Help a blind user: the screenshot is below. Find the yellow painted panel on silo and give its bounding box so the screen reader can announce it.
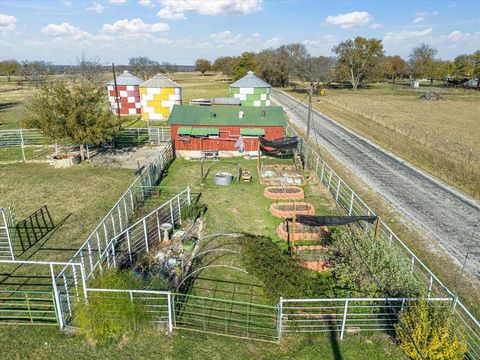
[153,94,169,101]
[153,107,163,113]
[147,100,158,107]
[161,88,175,95]
[139,87,146,94]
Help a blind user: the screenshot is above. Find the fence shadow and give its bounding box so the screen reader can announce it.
[328,317,343,360]
[14,205,55,254]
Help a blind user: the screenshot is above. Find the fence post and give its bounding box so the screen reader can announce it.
[277,297,283,343]
[50,263,65,328]
[335,178,341,202]
[348,191,354,215]
[167,292,173,333]
[170,200,174,224]
[187,186,191,205]
[19,129,26,162]
[143,218,149,252]
[79,263,88,303]
[340,299,349,340]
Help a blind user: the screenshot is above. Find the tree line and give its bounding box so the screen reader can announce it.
[192,38,479,90]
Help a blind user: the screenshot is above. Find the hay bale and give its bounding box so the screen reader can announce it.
[419,90,443,101]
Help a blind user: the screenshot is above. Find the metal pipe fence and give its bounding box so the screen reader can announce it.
[0,127,171,162]
[0,208,15,260]
[286,124,480,358]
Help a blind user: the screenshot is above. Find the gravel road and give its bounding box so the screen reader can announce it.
[272,90,480,278]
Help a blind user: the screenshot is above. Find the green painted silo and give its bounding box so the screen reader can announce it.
[230,71,271,107]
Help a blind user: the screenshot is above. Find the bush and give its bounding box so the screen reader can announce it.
[75,270,150,344]
[181,203,206,222]
[241,234,336,300]
[395,300,467,360]
[332,229,423,298]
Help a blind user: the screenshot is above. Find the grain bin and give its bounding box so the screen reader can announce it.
[107,70,143,116]
[230,71,271,107]
[139,74,182,120]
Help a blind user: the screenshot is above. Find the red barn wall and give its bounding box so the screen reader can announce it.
[170,125,284,151]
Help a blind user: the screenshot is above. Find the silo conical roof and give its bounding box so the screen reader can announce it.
[107,70,143,86]
[140,74,181,88]
[230,70,271,88]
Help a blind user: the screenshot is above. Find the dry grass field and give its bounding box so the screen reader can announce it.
[287,83,480,200]
[0,72,231,130]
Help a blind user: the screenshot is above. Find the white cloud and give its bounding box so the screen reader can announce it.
[154,37,173,44]
[42,22,81,37]
[62,0,73,6]
[265,37,283,47]
[413,16,425,23]
[0,13,16,32]
[447,30,480,42]
[371,23,382,29]
[383,28,433,44]
[87,2,105,13]
[109,0,127,3]
[138,0,153,7]
[209,30,242,45]
[102,18,169,33]
[41,22,113,43]
[157,0,263,20]
[325,11,372,28]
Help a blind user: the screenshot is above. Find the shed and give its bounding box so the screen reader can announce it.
[107,70,143,116]
[139,74,182,120]
[230,71,271,107]
[168,105,286,154]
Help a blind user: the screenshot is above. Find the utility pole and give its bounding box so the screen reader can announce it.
[303,84,313,170]
[112,63,121,120]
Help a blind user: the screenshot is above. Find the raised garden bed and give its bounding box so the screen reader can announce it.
[276,221,329,241]
[259,164,305,186]
[298,260,331,272]
[263,186,304,200]
[269,202,315,218]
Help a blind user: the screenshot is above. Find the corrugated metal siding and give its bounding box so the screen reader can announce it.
[107,84,142,116]
[171,125,284,151]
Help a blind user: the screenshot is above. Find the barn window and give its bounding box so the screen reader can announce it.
[240,128,265,138]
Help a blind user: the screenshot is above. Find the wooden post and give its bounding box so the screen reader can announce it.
[290,215,296,255]
[373,216,381,240]
[257,139,261,168]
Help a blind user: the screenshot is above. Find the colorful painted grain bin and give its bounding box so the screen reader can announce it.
[139,74,182,120]
[107,70,143,116]
[230,71,271,107]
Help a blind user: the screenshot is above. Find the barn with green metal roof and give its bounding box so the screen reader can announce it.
[168,105,286,154]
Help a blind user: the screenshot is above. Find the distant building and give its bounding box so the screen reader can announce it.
[230,71,272,107]
[168,105,286,156]
[107,70,143,116]
[139,74,182,121]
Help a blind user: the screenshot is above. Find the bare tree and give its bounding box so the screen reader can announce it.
[409,44,438,86]
[128,56,160,80]
[72,55,104,87]
[20,60,51,85]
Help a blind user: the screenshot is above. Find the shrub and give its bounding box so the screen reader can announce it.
[241,234,336,300]
[332,229,423,298]
[75,270,149,344]
[181,203,206,222]
[395,300,467,360]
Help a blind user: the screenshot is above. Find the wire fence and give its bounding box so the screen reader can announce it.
[0,127,171,163]
[286,124,480,358]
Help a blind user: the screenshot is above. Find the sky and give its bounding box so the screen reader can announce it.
[0,0,479,65]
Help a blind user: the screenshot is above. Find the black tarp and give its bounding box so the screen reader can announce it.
[294,215,378,226]
[260,147,296,159]
[259,136,299,149]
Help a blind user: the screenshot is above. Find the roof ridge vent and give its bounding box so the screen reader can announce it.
[238,111,245,118]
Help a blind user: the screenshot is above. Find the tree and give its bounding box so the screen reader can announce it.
[232,52,258,80]
[395,300,467,360]
[20,60,51,85]
[72,55,104,87]
[212,56,235,78]
[382,55,408,83]
[194,59,211,75]
[409,44,438,86]
[0,60,19,82]
[333,37,384,90]
[128,57,160,80]
[22,79,121,160]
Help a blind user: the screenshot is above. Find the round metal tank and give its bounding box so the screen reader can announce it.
[214,172,233,185]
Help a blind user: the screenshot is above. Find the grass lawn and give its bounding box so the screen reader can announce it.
[0,325,404,359]
[284,82,480,200]
[0,162,134,263]
[0,157,405,359]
